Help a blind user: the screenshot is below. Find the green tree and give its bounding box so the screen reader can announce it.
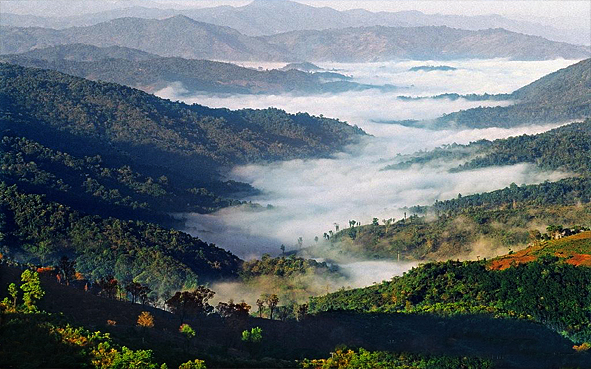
[241,327,262,343]
[179,323,196,352]
[20,270,44,312]
[178,359,206,369]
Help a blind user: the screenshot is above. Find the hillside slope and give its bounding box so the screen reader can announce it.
[0,63,364,219]
[262,26,590,62]
[434,58,591,128]
[1,45,386,95]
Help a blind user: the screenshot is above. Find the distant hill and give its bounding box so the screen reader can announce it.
[278,61,322,72]
[2,17,589,62]
[0,15,288,61]
[262,26,590,62]
[2,0,588,46]
[5,43,158,62]
[435,58,591,128]
[1,45,389,95]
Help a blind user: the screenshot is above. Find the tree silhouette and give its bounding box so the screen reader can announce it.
[55,256,76,286]
[166,286,215,324]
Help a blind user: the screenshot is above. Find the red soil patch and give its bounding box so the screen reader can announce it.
[488,254,536,270]
[565,254,591,267]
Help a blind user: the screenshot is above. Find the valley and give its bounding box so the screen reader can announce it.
[1,1,590,368]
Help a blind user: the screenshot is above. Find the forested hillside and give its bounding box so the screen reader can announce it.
[1,46,385,95]
[327,120,591,261]
[310,232,591,344]
[434,58,591,128]
[0,183,241,298]
[0,63,364,220]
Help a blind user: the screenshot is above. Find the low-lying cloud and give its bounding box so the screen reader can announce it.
[169,59,575,291]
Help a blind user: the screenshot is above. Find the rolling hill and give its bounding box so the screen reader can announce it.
[433,58,591,128]
[1,44,392,95]
[261,26,590,62]
[0,63,365,221]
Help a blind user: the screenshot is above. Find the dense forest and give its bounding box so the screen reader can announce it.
[0,182,241,298]
[310,233,591,344]
[0,45,390,95]
[0,63,365,221]
[326,120,591,260]
[433,58,591,128]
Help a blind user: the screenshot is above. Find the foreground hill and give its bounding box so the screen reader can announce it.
[2,260,588,368]
[1,44,389,95]
[0,63,364,219]
[434,58,591,128]
[0,183,241,298]
[1,17,589,61]
[310,232,591,346]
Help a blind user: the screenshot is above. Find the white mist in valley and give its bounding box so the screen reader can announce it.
[167,59,577,292]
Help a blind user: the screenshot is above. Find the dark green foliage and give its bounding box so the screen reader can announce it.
[0,310,163,369]
[0,63,363,221]
[451,119,591,174]
[0,182,241,298]
[1,45,380,94]
[0,133,237,219]
[239,254,339,280]
[0,63,364,168]
[309,258,591,343]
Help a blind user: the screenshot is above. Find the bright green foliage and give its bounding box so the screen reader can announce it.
[178,359,207,369]
[179,323,196,339]
[241,327,262,343]
[20,270,44,312]
[239,254,339,280]
[301,348,493,369]
[7,282,18,310]
[0,311,162,368]
[309,258,591,343]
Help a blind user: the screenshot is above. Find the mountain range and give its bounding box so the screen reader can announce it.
[1,15,589,62]
[1,0,588,46]
[0,44,396,95]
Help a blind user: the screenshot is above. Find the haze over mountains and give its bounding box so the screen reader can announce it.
[2,15,589,62]
[1,0,588,46]
[0,44,396,95]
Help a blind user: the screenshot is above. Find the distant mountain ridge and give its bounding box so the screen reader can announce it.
[0,44,396,94]
[1,16,588,61]
[1,0,588,46]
